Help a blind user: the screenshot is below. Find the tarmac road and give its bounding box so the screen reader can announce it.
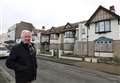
[0,58,120,83]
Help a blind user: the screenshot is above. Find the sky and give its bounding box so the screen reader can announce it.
[0,0,120,34]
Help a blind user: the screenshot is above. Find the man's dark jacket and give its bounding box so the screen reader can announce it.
[6,42,37,83]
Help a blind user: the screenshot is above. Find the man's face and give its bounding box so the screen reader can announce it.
[22,32,32,44]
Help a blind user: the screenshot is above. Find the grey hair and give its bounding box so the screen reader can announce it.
[21,30,32,38]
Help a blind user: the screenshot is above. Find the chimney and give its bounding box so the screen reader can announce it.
[109,5,115,12]
[42,26,45,30]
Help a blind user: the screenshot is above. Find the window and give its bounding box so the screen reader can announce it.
[95,20,111,33]
[64,31,74,38]
[96,23,99,32]
[118,19,120,25]
[75,30,79,39]
[81,28,85,34]
[32,37,35,41]
[105,21,111,31]
[50,34,59,40]
[99,21,104,32]
[95,37,112,52]
[41,36,49,42]
[8,35,10,38]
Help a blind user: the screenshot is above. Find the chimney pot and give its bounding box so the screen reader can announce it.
[110,5,115,12]
[42,26,45,29]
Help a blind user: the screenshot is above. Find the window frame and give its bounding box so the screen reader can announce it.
[64,31,75,38]
[50,33,59,40]
[95,20,111,33]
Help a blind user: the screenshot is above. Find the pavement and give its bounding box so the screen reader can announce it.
[38,56,82,66]
[0,66,15,83]
[38,55,120,75]
[0,70,8,83]
[0,60,15,83]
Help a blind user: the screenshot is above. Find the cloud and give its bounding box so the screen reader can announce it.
[0,0,120,33]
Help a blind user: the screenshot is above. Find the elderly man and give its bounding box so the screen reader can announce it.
[6,30,37,83]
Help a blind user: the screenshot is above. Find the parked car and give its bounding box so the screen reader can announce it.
[0,46,9,58]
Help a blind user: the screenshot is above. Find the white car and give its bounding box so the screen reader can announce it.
[0,46,9,58]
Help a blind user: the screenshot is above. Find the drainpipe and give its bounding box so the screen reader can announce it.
[87,25,89,57]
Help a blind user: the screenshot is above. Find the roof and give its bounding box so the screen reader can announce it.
[49,26,65,34]
[85,5,120,26]
[49,22,81,34]
[64,22,78,31]
[20,21,33,25]
[41,29,50,35]
[32,28,49,35]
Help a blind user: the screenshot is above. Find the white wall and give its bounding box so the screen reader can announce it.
[33,33,41,43]
[118,24,120,39]
[78,22,87,41]
[64,38,74,43]
[50,34,62,44]
[50,40,59,44]
[7,24,16,41]
[41,35,49,43]
[7,30,15,41]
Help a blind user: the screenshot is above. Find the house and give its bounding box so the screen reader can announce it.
[74,21,88,56]
[63,22,78,54]
[49,25,64,56]
[32,26,50,54]
[40,28,50,53]
[32,28,41,48]
[7,21,35,43]
[48,22,79,57]
[85,5,120,60]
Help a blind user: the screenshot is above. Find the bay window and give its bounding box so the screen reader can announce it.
[95,20,111,33]
[64,31,75,38]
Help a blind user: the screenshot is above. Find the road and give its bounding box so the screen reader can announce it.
[0,58,120,83]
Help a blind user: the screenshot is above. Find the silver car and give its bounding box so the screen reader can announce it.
[0,46,9,58]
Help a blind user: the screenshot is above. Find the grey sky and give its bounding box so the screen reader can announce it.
[0,0,120,34]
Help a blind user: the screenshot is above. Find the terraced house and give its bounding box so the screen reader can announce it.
[85,5,120,61]
[39,5,120,62]
[32,27,50,54]
[49,22,79,57]
[74,21,88,57]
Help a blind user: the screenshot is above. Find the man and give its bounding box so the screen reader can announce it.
[6,30,37,83]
